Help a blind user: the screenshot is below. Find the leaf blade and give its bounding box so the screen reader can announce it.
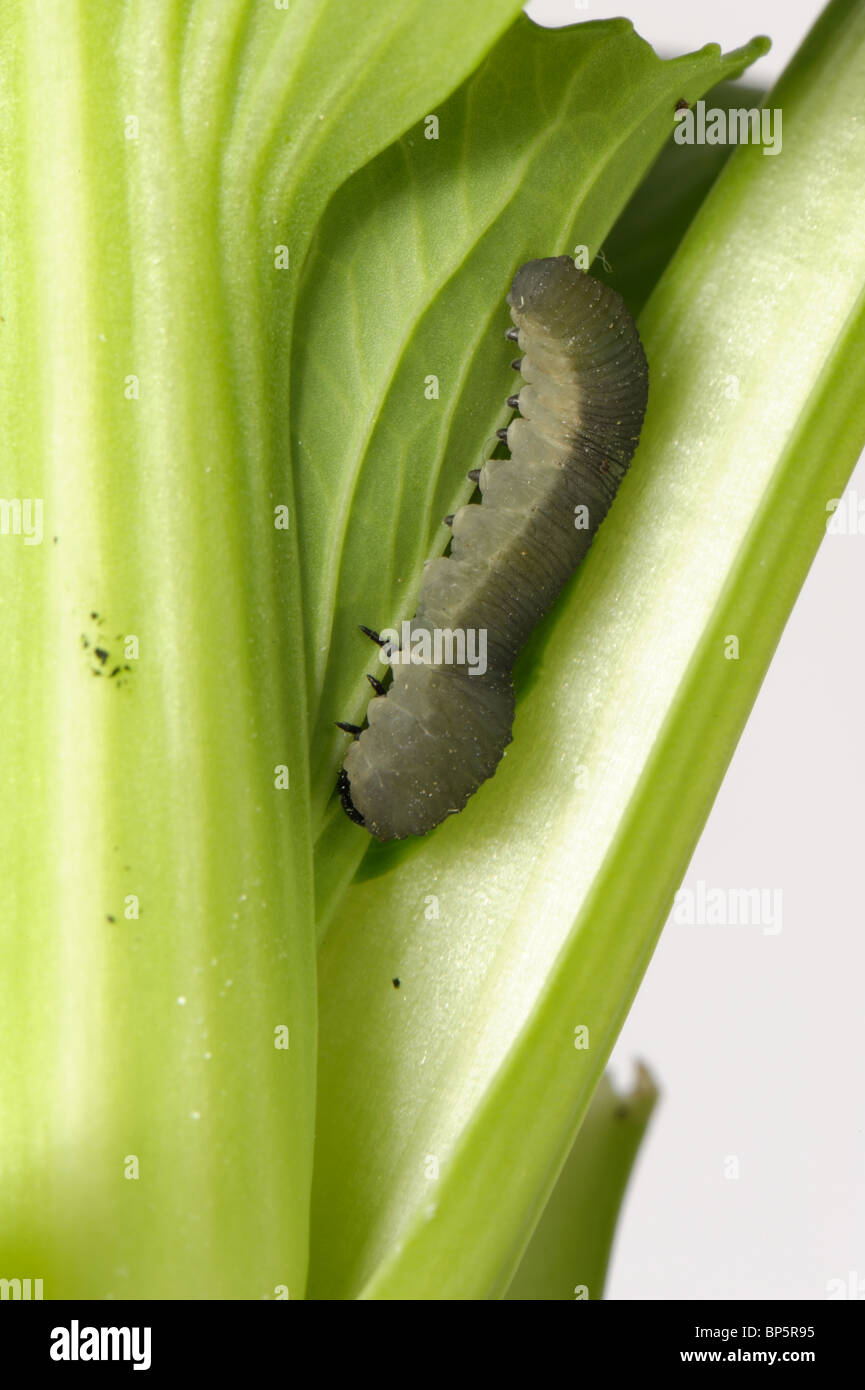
[303,20,775,1298]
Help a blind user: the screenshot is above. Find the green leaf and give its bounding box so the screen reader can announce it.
[301,17,768,930]
[0,0,524,1299]
[504,1065,657,1301]
[597,80,765,315]
[303,21,773,1298]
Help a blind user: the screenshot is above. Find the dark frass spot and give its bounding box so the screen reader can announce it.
[106,914,116,923]
[675,97,689,111]
[82,612,134,685]
[392,978,401,989]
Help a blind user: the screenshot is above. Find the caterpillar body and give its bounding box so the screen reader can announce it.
[339,255,648,842]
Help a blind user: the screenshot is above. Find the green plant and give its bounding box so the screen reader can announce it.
[1,0,862,1300]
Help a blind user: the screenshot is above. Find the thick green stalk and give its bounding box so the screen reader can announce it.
[0,0,523,1298]
[0,0,314,1301]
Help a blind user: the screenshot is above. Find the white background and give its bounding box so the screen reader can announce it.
[526,0,865,1300]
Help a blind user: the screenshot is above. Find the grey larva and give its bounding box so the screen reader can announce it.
[338,255,648,841]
